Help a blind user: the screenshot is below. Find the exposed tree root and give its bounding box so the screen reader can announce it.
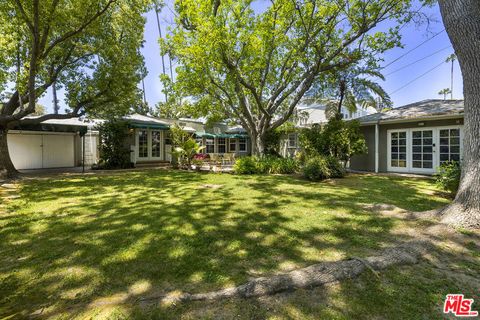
[140,241,430,304]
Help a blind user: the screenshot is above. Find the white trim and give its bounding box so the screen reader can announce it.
[387,129,409,173]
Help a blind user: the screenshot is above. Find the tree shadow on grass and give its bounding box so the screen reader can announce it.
[0,171,453,318]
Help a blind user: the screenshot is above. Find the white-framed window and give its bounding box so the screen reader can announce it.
[288,133,297,148]
[239,137,247,152]
[151,130,161,158]
[389,130,407,169]
[138,130,148,158]
[205,138,214,153]
[229,138,237,152]
[217,138,226,153]
[439,128,461,164]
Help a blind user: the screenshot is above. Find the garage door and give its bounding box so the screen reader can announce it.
[8,133,75,169]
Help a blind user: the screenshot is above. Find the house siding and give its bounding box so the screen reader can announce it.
[350,117,464,172]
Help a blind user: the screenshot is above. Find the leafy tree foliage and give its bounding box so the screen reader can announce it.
[97,120,132,169]
[0,0,153,177]
[307,65,392,119]
[299,117,367,163]
[164,0,418,155]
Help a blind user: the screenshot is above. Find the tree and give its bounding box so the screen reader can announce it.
[445,53,456,99]
[438,0,480,229]
[32,103,46,116]
[0,0,153,178]
[165,0,417,155]
[310,65,392,119]
[438,88,451,100]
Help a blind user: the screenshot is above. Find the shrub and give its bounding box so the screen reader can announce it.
[303,156,330,181]
[325,155,346,178]
[234,156,299,175]
[435,161,461,195]
[302,155,344,181]
[270,157,299,174]
[96,120,132,169]
[234,156,258,174]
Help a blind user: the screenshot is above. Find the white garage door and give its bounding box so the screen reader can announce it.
[8,133,75,169]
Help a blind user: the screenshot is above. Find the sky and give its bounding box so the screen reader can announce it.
[39,0,462,114]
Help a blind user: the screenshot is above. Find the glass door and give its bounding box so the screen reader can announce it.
[389,131,407,171]
[411,129,435,173]
[151,130,162,159]
[138,130,148,159]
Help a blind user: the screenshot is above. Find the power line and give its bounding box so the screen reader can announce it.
[385,45,452,76]
[389,60,445,95]
[382,29,445,69]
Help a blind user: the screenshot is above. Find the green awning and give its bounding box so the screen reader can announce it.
[195,132,248,139]
[129,122,170,130]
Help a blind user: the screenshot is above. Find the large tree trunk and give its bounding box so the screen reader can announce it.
[250,132,266,156]
[438,0,480,229]
[0,128,18,179]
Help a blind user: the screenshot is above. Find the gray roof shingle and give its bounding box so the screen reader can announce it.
[356,99,464,124]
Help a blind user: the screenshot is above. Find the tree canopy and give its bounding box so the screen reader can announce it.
[0,0,153,127]
[0,0,153,177]
[164,0,419,154]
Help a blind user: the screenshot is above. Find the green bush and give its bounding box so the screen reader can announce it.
[325,155,346,178]
[303,156,330,181]
[234,156,258,174]
[96,120,132,169]
[302,155,345,181]
[234,156,299,175]
[435,161,461,195]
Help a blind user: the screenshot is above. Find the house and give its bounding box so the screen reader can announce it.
[279,101,376,157]
[350,99,464,174]
[6,113,251,170]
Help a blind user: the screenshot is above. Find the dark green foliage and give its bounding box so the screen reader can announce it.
[435,161,461,195]
[96,120,132,169]
[303,155,345,181]
[234,156,299,175]
[299,117,367,163]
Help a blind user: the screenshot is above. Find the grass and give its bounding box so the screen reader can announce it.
[0,170,478,319]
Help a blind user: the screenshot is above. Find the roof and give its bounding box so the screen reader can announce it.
[124,114,170,129]
[356,99,464,124]
[225,125,246,133]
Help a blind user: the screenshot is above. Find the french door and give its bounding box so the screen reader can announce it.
[388,126,462,174]
[136,129,164,161]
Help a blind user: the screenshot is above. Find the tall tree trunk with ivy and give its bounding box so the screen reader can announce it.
[438,0,480,228]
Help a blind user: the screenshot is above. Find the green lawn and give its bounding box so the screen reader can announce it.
[0,171,478,319]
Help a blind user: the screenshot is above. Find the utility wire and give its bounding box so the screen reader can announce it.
[389,60,445,95]
[385,45,452,76]
[382,29,445,69]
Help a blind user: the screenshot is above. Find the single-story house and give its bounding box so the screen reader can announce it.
[6,114,251,170]
[350,99,464,174]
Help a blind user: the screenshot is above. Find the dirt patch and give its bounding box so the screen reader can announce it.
[198,184,224,190]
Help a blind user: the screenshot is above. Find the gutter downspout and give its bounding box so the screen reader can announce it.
[375,121,379,173]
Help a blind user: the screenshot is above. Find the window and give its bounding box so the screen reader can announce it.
[195,137,203,149]
[151,131,161,158]
[217,138,226,153]
[229,138,237,152]
[205,138,214,153]
[239,137,247,152]
[390,131,407,168]
[288,133,297,148]
[411,130,433,169]
[439,128,461,164]
[138,130,148,158]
